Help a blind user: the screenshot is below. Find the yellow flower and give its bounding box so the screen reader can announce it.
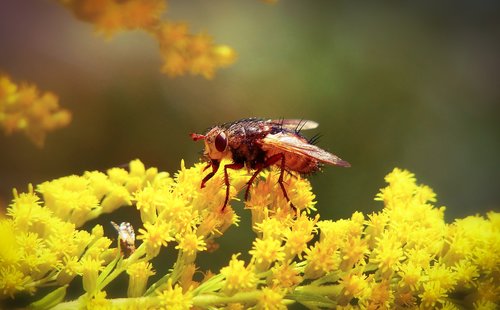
[126,261,155,297]
[339,273,368,299]
[85,290,111,310]
[79,256,104,294]
[424,262,457,292]
[452,259,479,288]
[175,231,207,256]
[269,263,302,290]
[360,279,394,309]
[370,232,405,276]
[250,238,285,272]
[59,0,166,36]
[419,281,447,308]
[397,262,422,291]
[0,221,20,280]
[0,266,32,298]
[303,240,341,279]
[157,279,193,310]
[0,74,71,147]
[282,213,318,260]
[137,221,173,258]
[220,254,257,295]
[257,286,287,310]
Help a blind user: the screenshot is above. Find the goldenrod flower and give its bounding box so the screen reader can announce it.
[370,232,405,275]
[0,266,32,298]
[419,281,448,308]
[79,256,104,294]
[257,286,287,310]
[1,162,498,309]
[137,221,173,257]
[175,230,207,256]
[157,279,193,310]
[85,290,111,310]
[303,239,341,279]
[127,261,155,297]
[282,213,318,260]
[220,254,257,296]
[0,74,71,146]
[269,263,302,290]
[250,237,285,272]
[58,0,166,36]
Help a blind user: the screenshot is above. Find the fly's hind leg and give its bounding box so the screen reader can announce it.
[245,153,295,210]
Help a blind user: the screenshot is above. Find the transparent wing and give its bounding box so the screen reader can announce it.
[269,119,319,131]
[261,132,350,167]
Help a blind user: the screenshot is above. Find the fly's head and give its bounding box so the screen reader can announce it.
[190,126,232,162]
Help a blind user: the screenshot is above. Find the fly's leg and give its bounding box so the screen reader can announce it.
[244,166,265,201]
[201,160,220,188]
[222,162,244,211]
[245,153,295,210]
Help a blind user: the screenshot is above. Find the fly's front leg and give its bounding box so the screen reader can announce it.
[222,162,244,211]
[201,160,220,189]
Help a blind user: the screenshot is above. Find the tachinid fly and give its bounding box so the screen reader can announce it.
[190,118,350,210]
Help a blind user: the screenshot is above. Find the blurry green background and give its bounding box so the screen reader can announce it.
[1,0,499,294]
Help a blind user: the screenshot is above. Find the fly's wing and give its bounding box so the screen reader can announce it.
[261,132,351,167]
[269,119,319,131]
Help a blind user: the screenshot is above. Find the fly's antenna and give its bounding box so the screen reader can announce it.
[190,133,206,141]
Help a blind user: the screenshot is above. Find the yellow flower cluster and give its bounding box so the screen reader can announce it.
[0,162,498,309]
[57,0,237,79]
[0,74,71,147]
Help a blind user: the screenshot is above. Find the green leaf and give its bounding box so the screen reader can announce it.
[29,285,68,310]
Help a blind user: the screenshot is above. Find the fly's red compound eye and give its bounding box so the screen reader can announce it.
[215,132,227,152]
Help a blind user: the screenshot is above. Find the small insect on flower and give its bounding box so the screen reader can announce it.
[111,221,136,258]
[190,118,350,210]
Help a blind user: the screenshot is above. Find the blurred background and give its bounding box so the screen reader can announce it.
[0,0,499,293]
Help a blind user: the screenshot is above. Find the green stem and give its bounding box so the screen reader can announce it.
[192,291,262,307]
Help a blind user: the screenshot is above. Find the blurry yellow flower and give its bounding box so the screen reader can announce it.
[156,21,236,79]
[0,74,71,147]
[59,0,166,36]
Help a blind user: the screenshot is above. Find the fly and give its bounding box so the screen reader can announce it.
[190,118,350,210]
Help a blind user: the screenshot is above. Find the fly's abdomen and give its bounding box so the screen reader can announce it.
[284,152,319,174]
